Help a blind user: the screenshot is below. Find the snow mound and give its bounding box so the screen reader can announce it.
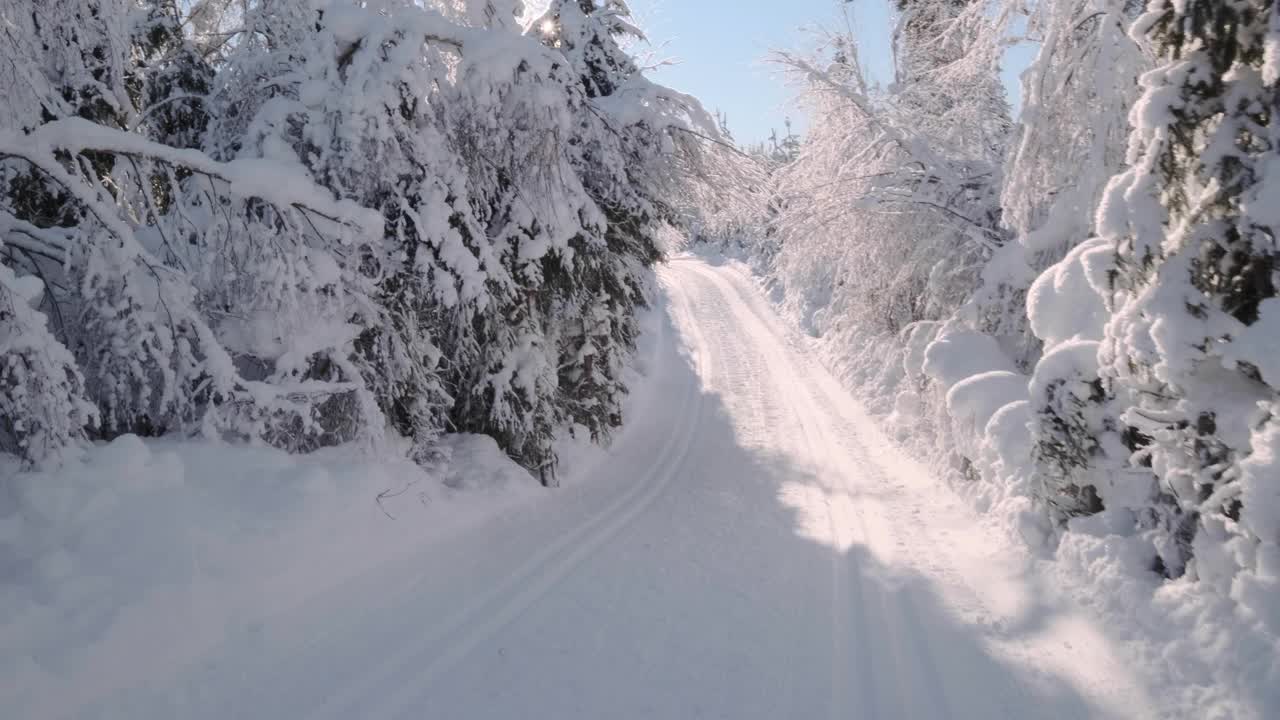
[1026,237,1111,346]
[947,370,1028,431]
[923,327,1018,390]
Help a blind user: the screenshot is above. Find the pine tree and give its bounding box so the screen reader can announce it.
[4,1,386,458]
[538,1,641,98]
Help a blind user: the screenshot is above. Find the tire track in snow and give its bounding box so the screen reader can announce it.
[838,422,957,720]
[311,276,712,720]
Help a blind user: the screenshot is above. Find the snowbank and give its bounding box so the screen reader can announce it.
[0,433,542,717]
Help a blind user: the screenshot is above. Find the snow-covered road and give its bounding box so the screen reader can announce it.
[94,257,1155,719]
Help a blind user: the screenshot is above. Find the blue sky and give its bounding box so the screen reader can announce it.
[620,0,1032,146]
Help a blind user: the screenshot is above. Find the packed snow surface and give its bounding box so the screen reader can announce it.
[4,257,1161,719]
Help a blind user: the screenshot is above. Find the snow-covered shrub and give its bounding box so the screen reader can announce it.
[0,252,96,466]
[204,0,474,455]
[1029,341,1111,520]
[3,116,386,444]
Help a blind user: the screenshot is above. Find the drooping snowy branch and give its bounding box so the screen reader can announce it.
[1,0,710,473]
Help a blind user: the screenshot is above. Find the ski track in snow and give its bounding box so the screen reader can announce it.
[71,257,1157,720]
[307,270,713,720]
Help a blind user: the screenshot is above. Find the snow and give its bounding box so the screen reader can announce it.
[1026,237,1112,347]
[2,257,1162,719]
[923,327,1018,389]
[0,431,548,718]
[1241,420,1280,547]
[1030,339,1102,401]
[1225,297,1280,388]
[946,370,1027,433]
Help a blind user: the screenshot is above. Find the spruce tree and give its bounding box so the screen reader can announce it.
[535,0,670,454]
[1099,0,1280,577]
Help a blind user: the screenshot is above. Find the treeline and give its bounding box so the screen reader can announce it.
[697,0,1280,609]
[0,0,711,481]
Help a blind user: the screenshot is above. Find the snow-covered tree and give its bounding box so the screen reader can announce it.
[0,0,711,476]
[0,230,97,465]
[1098,0,1280,578]
[992,0,1151,523]
[536,1,658,445]
[766,0,1011,340]
[525,0,717,474]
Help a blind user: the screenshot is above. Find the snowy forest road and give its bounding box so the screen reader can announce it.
[103,257,1154,720]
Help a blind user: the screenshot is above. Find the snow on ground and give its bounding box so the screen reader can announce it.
[4,256,1177,719]
[0,433,545,718]
[695,246,1280,720]
[1,305,666,720]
